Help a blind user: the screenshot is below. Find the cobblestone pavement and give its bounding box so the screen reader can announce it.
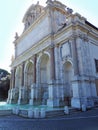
[0,108,98,130]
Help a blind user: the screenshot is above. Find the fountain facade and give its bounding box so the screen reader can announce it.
[7,0,98,109]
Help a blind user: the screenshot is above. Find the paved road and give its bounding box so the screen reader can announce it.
[0,108,98,130]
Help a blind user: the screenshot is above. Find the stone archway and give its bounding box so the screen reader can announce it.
[63,61,73,106]
[24,61,34,89]
[15,67,22,88]
[12,66,22,103]
[40,54,50,84]
[24,61,34,103]
[39,54,50,105]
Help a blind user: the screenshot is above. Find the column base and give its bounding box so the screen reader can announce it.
[86,97,94,108]
[7,97,11,104]
[71,97,94,109]
[29,99,34,105]
[29,98,42,106]
[17,98,28,105]
[71,97,81,109]
[7,88,19,104]
[47,98,60,107]
[7,89,11,104]
[8,98,18,104]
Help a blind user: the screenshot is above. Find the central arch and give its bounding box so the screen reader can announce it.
[40,54,50,84]
[24,61,34,89]
[63,61,73,106]
[39,53,50,105]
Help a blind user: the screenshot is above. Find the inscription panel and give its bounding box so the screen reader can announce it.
[16,17,50,57]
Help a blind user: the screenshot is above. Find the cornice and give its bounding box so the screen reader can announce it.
[11,34,52,67]
[74,22,98,40]
[54,22,98,44]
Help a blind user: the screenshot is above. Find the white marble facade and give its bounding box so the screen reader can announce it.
[7,0,98,109]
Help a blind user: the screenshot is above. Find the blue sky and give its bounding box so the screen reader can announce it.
[0,0,98,72]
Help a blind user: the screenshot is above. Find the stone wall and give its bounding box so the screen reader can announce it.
[16,16,50,57]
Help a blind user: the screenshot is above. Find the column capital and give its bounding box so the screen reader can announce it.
[49,44,54,49]
[55,44,59,48]
[22,61,25,65]
[11,67,16,72]
[33,54,37,58]
[33,54,37,63]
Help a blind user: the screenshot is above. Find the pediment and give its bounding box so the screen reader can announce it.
[22,2,44,30]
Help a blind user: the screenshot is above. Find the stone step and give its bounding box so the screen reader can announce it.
[69,108,80,114]
[46,108,81,118]
[0,110,12,116]
[18,109,28,118]
[13,107,81,118]
[46,110,64,118]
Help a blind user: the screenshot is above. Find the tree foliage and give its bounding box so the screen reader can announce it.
[0,69,10,101]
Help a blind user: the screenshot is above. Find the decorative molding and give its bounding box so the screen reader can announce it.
[60,41,71,59]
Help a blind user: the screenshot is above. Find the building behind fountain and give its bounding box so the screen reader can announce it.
[7,0,98,109]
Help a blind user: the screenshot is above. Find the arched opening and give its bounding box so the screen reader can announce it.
[40,54,50,83]
[15,67,22,88]
[39,54,50,105]
[24,62,34,89]
[63,61,73,106]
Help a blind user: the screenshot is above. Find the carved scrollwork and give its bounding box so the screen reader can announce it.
[23,2,44,31]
